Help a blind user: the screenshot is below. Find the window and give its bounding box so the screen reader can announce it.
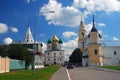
[48,53,49,55]
[114,51,117,55]
[60,53,62,55]
[54,53,56,56]
[82,33,84,38]
[94,49,97,55]
[48,59,50,61]
[82,42,84,48]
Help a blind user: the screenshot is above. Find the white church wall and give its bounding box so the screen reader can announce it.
[45,50,64,65]
[102,46,120,66]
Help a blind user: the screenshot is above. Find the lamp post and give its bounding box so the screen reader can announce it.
[33,11,55,75]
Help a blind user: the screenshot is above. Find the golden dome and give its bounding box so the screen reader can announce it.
[52,35,59,42]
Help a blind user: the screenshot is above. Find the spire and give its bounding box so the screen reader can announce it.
[90,14,98,32]
[88,14,102,38]
[80,14,83,26]
[79,13,85,29]
[93,14,95,28]
[23,25,34,44]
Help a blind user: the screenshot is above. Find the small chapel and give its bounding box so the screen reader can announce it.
[45,35,64,65]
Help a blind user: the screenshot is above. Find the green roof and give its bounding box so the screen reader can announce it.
[47,39,52,44]
[58,39,63,44]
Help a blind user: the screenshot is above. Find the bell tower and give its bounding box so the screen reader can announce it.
[88,14,103,66]
[78,15,86,52]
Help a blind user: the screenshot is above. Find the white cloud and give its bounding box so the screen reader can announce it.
[62,37,78,61]
[40,0,120,27]
[3,37,13,45]
[62,31,77,39]
[73,0,120,13]
[0,23,8,33]
[113,37,119,41]
[98,23,106,27]
[85,22,93,35]
[10,27,18,32]
[40,0,81,27]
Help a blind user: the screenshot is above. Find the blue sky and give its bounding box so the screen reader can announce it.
[0,0,120,58]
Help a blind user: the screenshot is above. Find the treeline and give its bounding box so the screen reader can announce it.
[0,44,33,67]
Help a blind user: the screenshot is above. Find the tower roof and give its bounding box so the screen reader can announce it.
[52,35,59,42]
[47,39,52,44]
[88,14,102,38]
[79,14,85,29]
[58,39,63,44]
[23,25,34,44]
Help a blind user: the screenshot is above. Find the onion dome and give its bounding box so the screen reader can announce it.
[59,39,63,44]
[52,35,59,42]
[47,39,52,44]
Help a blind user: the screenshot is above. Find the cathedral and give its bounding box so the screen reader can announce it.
[45,35,64,65]
[78,14,120,66]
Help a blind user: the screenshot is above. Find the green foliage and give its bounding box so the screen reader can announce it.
[97,66,120,71]
[8,44,33,66]
[0,44,33,67]
[69,48,83,63]
[0,45,9,57]
[0,66,59,80]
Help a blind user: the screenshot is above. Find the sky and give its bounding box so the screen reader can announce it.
[0,0,120,60]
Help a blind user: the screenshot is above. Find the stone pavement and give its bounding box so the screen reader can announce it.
[50,67,69,80]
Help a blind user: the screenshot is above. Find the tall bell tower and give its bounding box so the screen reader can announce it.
[78,15,86,52]
[88,14,103,66]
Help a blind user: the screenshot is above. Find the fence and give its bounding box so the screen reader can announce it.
[10,59,26,70]
[0,57,10,73]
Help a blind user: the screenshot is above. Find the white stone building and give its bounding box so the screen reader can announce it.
[102,46,120,66]
[45,35,64,65]
[22,25,44,69]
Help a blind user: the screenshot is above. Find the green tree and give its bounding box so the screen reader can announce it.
[0,45,9,57]
[7,44,32,67]
[69,48,83,64]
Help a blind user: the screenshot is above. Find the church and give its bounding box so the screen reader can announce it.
[45,35,64,65]
[22,25,44,69]
[78,14,120,66]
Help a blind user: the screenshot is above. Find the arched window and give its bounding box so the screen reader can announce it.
[94,49,97,55]
[82,33,84,38]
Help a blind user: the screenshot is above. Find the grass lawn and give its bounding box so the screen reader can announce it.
[97,66,120,71]
[0,66,60,80]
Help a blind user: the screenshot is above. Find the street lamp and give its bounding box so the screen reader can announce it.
[33,11,55,75]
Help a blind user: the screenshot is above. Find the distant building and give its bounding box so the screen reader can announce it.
[78,14,120,66]
[22,25,44,69]
[23,25,34,44]
[45,35,64,65]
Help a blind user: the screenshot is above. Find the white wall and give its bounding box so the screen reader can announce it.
[45,50,64,65]
[102,46,120,66]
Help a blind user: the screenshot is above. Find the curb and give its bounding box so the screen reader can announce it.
[88,67,120,73]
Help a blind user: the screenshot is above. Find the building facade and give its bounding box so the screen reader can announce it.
[78,14,120,66]
[45,35,64,65]
[22,25,44,69]
[102,46,120,66]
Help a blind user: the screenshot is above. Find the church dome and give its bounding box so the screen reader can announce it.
[47,39,52,44]
[52,35,59,42]
[59,39,63,44]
